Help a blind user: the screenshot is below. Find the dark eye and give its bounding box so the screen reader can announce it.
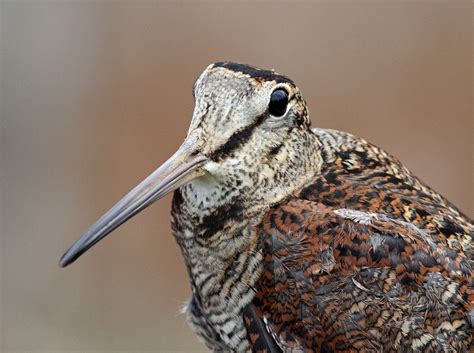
[268,88,289,117]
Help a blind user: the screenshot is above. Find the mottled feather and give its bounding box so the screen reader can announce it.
[168,62,473,352]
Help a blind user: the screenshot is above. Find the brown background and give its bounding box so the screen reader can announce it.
[1,1,472,352]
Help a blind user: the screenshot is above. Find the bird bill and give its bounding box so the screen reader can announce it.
[59,131,207,267]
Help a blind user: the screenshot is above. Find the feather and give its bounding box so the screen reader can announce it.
[243,304,282,353]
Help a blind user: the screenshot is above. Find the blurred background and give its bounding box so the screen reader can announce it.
[1,1,472,352]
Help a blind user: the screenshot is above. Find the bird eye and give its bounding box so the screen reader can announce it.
[268,88,289,117]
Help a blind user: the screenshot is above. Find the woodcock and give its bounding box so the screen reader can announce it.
[60,62,473,352]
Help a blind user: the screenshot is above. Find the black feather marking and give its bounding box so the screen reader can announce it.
[243,304,283,353]
[213,61,294,84]
[209,113,265,161]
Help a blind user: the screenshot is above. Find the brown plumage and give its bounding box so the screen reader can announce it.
[249,128,473,352]
[60,62,473,352]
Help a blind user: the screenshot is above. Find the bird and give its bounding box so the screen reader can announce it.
[59,62,473,352]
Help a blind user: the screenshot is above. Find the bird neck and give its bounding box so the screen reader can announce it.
[171,128,323,258]
[170,129,323,335]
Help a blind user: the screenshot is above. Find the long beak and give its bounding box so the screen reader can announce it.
[59,131,207,268]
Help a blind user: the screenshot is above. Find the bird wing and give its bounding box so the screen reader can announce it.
[243,303,283,353]
[244,197,472,352]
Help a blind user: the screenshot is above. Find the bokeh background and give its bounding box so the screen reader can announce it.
[1,1,472,352]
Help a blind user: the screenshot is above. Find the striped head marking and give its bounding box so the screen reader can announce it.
[189,62,310,161]
[59,62,319,266]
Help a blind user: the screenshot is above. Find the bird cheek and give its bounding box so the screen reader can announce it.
[203,161,222,175]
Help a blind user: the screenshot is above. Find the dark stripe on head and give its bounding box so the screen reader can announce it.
[213,62,294,85]
[209,113,266,161]
[268,143,284,157]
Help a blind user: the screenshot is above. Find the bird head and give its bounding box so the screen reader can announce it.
[59,62,320,267]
